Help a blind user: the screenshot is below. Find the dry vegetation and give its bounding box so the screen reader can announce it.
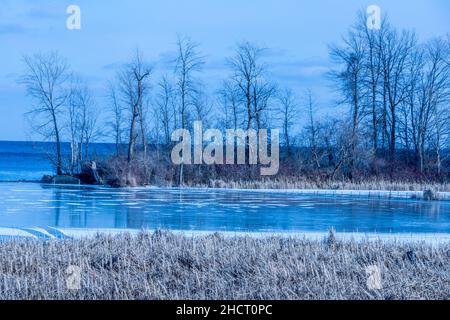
[0,231,448,300]
[207,178,450,192]
[94,153,450,192]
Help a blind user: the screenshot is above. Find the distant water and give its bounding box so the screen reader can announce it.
[0,183,449,234]
[0,141,115,182]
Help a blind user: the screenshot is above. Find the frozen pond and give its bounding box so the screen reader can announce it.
[0,183,449,234]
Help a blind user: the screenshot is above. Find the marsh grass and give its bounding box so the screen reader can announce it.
[0,231,448,300]
[208,178,450,192]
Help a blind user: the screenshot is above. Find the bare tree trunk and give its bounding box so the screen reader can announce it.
[306,91,320,170]
[54,118,63,176]
[128,110,138,162]
[119,50,152,165]
[21,52,69,177]
[174,36,204,186]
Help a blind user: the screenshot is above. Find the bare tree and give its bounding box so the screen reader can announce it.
[330,29,365,179]
[67,77,82,174]
[277,88,297,153]
[358,12,387,155]
[218,80,241,130]
[118,49,152,162]
[228,42,265,131]
[193,88,213,126]
[380,28,417,160]
[174,35,204,185]
[226,41,276,179]
[155,76,175,145]
[304,90,321,170]
[21,52,70,176]
[107,81,124,157]
[67,80,80,174]
[252,80,277,130]
[67,79,98,173]
[78,87,98,163]
[422,38,450,175]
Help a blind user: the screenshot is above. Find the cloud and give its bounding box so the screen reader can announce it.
[26,3,62,20]
[297,65,329,77]
[0,24,26,35]
[263,47,289,58]
[158,51,177,64]
[4,72,19,79]
[269,57,331,84]
[101,62,124,71]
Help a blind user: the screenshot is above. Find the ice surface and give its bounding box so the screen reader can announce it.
[0,183,449,236]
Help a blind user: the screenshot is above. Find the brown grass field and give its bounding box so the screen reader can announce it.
[0,230,448,300]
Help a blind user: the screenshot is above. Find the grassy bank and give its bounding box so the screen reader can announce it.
[0,231,448,300]
[206,178,450,192]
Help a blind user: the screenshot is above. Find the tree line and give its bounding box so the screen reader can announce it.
[20,11,450,186]
[327,13,450,181]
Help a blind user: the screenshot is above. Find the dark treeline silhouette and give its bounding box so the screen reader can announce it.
[21,11,450,188]
[326,12,450,183]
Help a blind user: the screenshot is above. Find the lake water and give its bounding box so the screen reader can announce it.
[0,141,115,182]
[0,141,449,235]
[0,183,449,234]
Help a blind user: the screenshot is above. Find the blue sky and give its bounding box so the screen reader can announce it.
[0,0,449,141]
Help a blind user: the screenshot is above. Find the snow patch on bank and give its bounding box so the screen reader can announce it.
[1,227,449,245]
[197,188,450,201]
[60,228,450,244]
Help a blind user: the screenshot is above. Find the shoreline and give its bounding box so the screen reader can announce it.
[1,227,449,244]
[185,186,450,201]
[1,180,450,201]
